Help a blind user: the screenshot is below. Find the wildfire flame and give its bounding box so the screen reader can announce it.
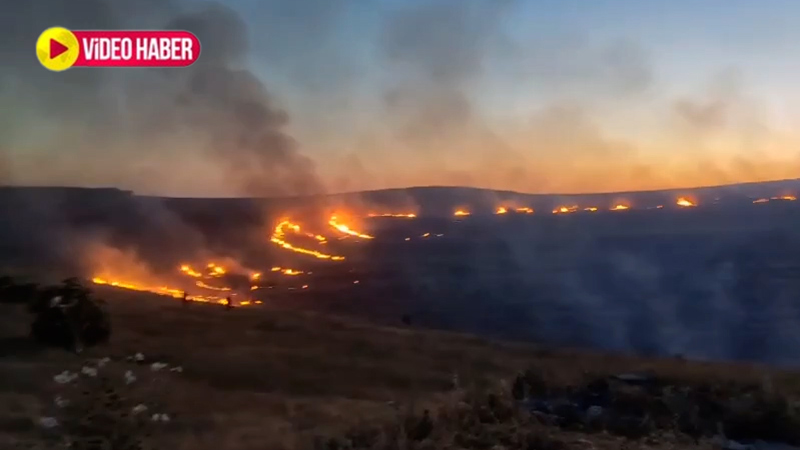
[515,207,534,214]
[328,216,374,239]
[271,220,345,261]
[179,265,202,278]
[553,206,578,214]
[454,210,471,217]
[676,198,697,207]
[206,263,226,276]
[91,277,252,306]
[584,207,598,212]
[367,213,417,218]
[196,280,231,292]
[610,204,630,211]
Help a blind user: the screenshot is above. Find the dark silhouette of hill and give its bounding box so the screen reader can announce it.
[1,179,799,366]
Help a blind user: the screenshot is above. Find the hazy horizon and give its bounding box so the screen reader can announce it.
[2,0,800,197]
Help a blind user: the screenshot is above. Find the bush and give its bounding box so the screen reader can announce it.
[0,275,40,305]
[29,278,111,352]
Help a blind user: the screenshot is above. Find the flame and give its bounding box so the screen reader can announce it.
[271,220,345,261]
[515,207,534,214]
[676,197,696,207]
[179,265,202,278]
[367,213,417,218]
[328,216,374,239]
[553,205,578,214]
[777,195,796,201]
[584,207,598,212]
[495,207,508,214]
[610,204,630,211]
[251,272,261,280]
[92,277,230,305]
[195,281,232,292]
[454,209,471,217]
[206,263,226,276]
[753,198,770,204]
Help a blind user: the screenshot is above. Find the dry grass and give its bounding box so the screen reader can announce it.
[1,286,799,449]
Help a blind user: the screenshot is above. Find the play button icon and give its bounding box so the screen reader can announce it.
[50,39,68,59]
[36,27,80,72]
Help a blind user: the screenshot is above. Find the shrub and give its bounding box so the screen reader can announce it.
[29,278,111,352]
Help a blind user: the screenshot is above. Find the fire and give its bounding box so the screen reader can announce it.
[271,220,345,261]
[92,277,229,305]
[515,207,534,214]
[610,204,630,211]
[454,209,471,217]
[179,265,202,278]
[196,280,231,292]
[676,197,696,207]
[584,207,598,212]
[251,272,261,280]
[495,207,508,214]
[552,206,578,214]
[753,198,770,204]
[270,267,303,276]
[328,216,374,239]
[206,263,226,276]
[776,195,796,201]
[367,213,417,218]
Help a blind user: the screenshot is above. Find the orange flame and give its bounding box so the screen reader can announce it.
[676,197,696,207]
[196,280,231,292]
[753,198,770,204]
[271,220,345,261]
[515,207,534,214]
[179,265,202,278]
[553,206,578,214]
[584,207,598,212]
[367,213,417,218]
[92,277,232,305]
[454,209,471,217]
[495,207,508,214]
[610,204,630,211]
[328,216,374,239]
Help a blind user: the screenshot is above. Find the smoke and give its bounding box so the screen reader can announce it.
[0,0,323,198]
[1,0,798,194]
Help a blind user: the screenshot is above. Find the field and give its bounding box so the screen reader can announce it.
[3,287,800,449]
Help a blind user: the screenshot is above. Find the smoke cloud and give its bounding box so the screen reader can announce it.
[1,1,799,195]
[0,0,323,197]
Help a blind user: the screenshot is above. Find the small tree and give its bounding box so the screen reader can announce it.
[30,278,111,352]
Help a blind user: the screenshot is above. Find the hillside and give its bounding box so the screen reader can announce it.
[2,288,800,450]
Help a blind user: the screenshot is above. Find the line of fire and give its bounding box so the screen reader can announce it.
[88,193,796,307]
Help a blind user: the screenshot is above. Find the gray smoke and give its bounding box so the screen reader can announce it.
[0,0,322,197]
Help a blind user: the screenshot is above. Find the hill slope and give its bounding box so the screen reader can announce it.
[2,288,800,449]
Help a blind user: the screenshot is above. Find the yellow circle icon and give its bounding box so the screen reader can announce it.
[36,27,80,72]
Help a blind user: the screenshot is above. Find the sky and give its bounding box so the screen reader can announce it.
[1,0,800,197]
